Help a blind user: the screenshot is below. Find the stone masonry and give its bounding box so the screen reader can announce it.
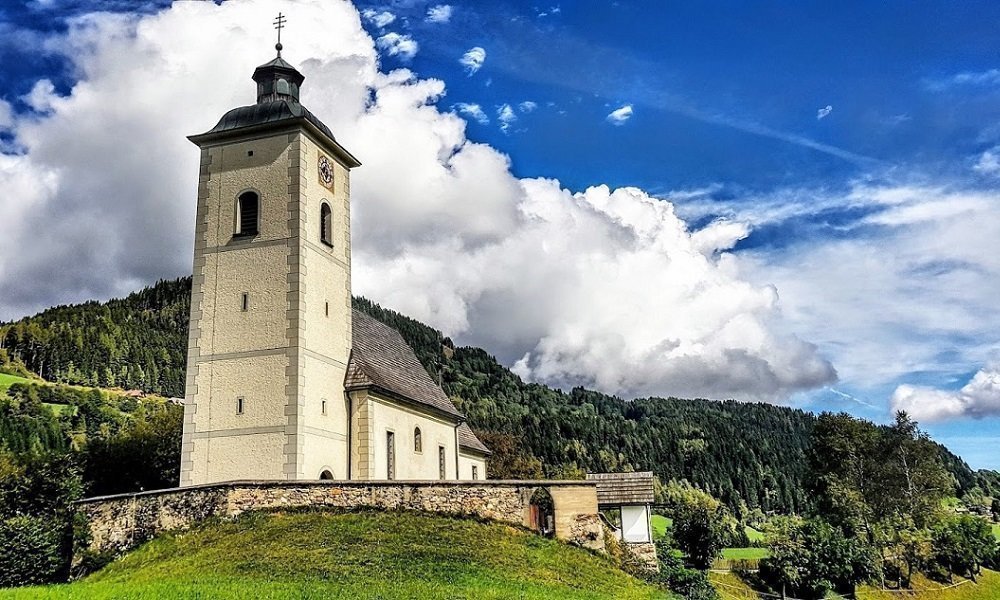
[76,479,605,560]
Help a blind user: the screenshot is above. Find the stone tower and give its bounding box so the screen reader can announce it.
[180,45,361,486]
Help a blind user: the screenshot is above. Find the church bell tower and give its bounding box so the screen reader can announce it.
[180,22,361,486]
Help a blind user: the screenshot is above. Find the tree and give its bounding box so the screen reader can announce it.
[880,412,954,529]
[661,481,735,569]
[931,515,998,582]
[475,431,544,479]
[879,518,932,587]
[83,403,182,496]
[760,518,879,599]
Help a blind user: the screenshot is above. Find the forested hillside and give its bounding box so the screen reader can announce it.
[0,279,189,395]
[0,278,981,514]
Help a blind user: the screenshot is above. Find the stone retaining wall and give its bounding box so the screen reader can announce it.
[76,479,604,559]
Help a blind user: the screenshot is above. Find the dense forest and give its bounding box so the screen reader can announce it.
[0,278,985,514]
[1,279,998,594]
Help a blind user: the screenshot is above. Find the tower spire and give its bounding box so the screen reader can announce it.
[273,12,286,57]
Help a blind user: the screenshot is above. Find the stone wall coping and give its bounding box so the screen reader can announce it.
[76,479,597,505]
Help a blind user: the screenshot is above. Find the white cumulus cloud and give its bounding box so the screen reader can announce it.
[426,4,452,23]
[361,8,396,28]
[817,105,833,120]
[459,46,486,75]
[497,103,517,132]
[454,102,488,124]
[606,103,633,125]
[891,366,1000,422]
[703,184,1000,393]
[973,147,1000,175]
[376,32,418,60]
[518,100,537,113]
[0,0,836,403]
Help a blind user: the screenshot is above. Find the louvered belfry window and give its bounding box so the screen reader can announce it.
[237,192,259,236]
[320,202,332,246]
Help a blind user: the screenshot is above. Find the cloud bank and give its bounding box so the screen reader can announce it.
[0,0,836,403]
[891,366,1000,422]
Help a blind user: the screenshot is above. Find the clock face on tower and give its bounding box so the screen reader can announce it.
[318,155,334,189]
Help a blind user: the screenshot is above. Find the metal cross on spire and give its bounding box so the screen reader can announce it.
[273,12,287,56]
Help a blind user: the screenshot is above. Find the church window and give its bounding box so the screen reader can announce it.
[438,446,446,480]
[414,427,422,453]
[319,470,334,480]
[236,191,259,236]
[276,78,290,95]
[241,292,249,312]
[236,397,245,415]
[387,431,396,480]
[320,202,333,246]
[325,301,329,316]
[321,399,327,415]
[472,466,479,480]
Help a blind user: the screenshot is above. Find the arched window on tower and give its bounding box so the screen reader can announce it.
[236,191,259,237]
[414,427,422,453]
[320,202,333,246]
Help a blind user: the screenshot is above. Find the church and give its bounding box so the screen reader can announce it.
[178,37,489,486]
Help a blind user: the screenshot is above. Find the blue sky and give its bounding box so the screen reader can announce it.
[0,0,998,468]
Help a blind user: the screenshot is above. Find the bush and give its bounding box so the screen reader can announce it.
[647,540,719,600]
[0,515,69,587]
[930,514,997,581]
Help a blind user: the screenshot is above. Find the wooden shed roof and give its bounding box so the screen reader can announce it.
[586,471,655,505]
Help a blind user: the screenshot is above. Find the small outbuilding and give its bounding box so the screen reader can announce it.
[587,471,658,570]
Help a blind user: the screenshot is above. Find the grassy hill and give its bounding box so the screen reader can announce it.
[0,511,671,600]
[710,570,1000,600]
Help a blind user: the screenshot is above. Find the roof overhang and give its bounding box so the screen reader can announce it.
[188,117,361,169]
[459,444,492,457]
[346,383,465,423]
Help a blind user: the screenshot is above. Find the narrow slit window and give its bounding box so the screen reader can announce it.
[320,202,333,246]
[472,466,478,480]
[325,301,329,317]
[387,431,396,480]
[321,399,327,415]
[438,446,446,480]
[414,427,422,453]
[236,191,259,236]
[236,397,245,415]
[241,292,249,312]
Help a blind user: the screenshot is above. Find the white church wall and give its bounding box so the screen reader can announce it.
[295,133,355,482]
[458,452,487,481]
[300,355,350,480]
[198,245,290,356]
[368,394,459,480]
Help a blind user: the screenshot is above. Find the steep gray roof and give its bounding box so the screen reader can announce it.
[205,100,337,141]
[586,471,655,505]
[457,423,491,455]
[346,310,463,420]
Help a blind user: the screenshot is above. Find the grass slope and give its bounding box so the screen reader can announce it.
[710,570,1000,600]
[651,515,672,539]
[0,373,31,395]
[1,511,672,600]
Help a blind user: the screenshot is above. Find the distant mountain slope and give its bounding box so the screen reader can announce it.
[0,279,190,395]
[0,511,669,600]
[0,278,979,512]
